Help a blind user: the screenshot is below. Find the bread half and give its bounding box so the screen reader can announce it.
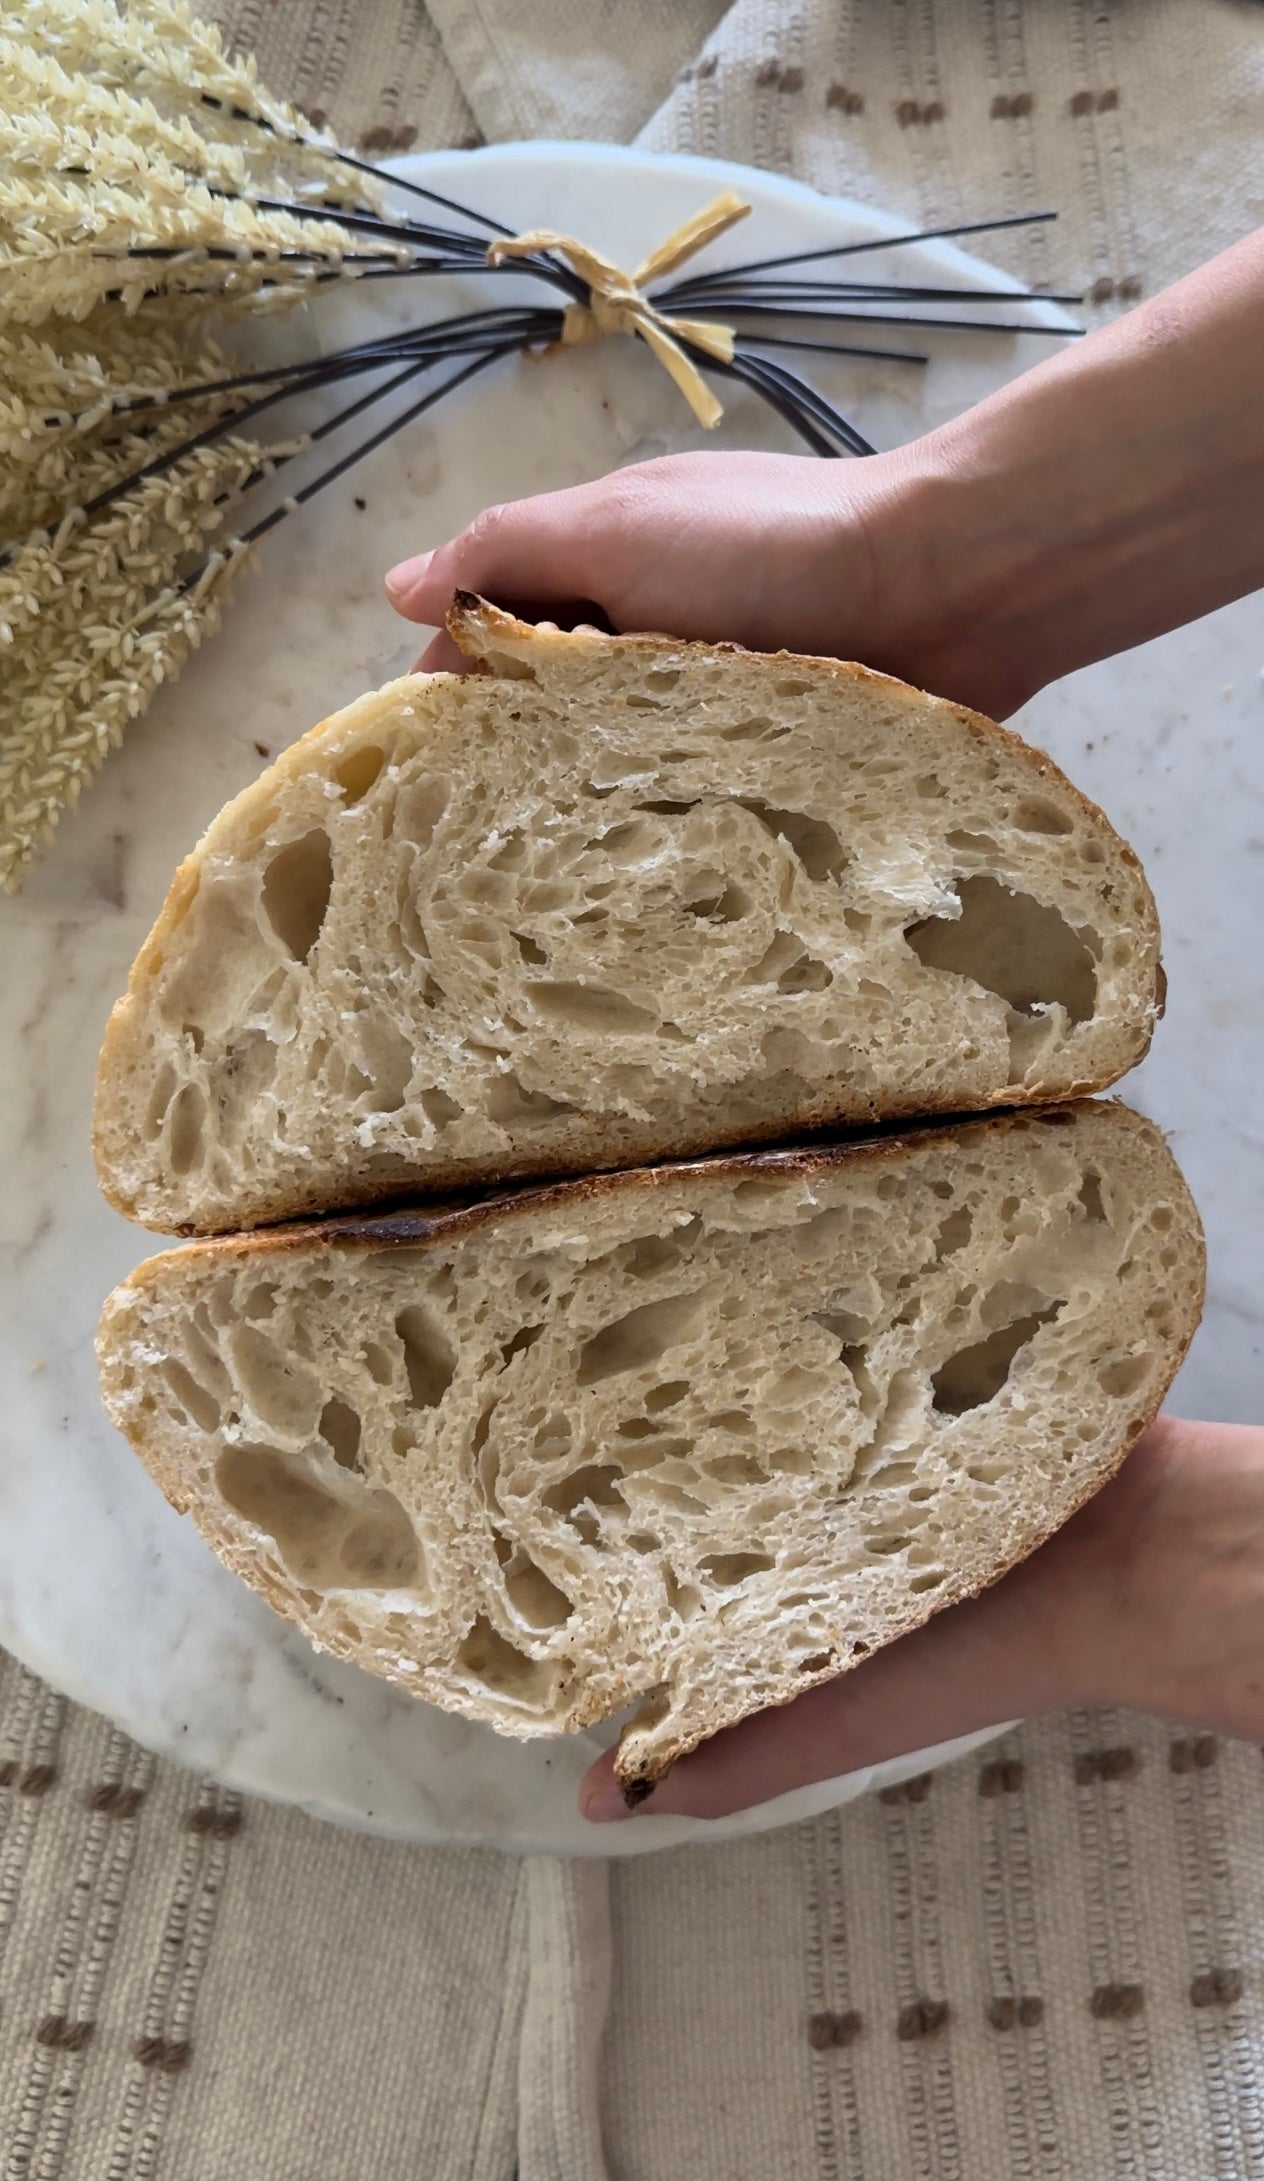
[97,1101,1202,1792]
[94,598,1162,1234]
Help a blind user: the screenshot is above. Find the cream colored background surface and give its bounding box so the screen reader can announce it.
[4,2,1263,2173]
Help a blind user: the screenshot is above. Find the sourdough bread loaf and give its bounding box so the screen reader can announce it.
[97,1102,1202,1791]
[94,598,1162,1235]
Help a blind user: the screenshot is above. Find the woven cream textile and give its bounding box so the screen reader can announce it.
[3,3,1263,2174]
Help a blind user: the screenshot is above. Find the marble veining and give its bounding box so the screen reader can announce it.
[0,145,1259,1856]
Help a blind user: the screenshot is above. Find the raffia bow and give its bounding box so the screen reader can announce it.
[486,191,752,430]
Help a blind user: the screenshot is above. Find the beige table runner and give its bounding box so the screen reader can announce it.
[4,4,1263,2174]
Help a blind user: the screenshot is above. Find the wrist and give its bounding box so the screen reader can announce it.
[1060,1418,1264,1738]
[832,437,1062,719]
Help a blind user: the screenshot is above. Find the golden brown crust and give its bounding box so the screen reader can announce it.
[103,1101,1109,1280]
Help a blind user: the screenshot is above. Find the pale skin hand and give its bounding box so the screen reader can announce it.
[384,231,1264,1822]
[387,227,1264,719]
[580,1421,1264,1822]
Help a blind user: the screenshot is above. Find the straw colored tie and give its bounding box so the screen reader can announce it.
[485,192,752,429]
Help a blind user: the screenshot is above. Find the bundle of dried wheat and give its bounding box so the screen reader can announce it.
[0,0,395,888]
[0,0,1077,891]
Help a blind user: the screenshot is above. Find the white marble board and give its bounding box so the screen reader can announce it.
[2,144,1260,1857]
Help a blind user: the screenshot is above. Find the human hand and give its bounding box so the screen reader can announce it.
[383,444,1035,719]
[580,1417,1264,1823]
[387,229,1264,719]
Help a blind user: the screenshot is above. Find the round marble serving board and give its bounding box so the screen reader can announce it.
[2,144,1259,1857]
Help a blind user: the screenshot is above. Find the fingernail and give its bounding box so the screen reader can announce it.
[384,551,433,604]
[581,1776,650,1824]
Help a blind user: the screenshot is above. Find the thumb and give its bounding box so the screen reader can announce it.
[385,481,612,624]
[579,1561,1074,1825]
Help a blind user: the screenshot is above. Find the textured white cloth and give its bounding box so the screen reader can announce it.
[5,3,1263,2175]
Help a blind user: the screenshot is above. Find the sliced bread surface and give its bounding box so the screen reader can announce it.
[97,1101,1202,1791]
[94,598,1162,1234]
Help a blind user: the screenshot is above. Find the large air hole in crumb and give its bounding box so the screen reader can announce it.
[456,1617,555,1702]
[146,1061,177,1133]
[685,878,753,923]
[503,1562,574,1629]
[319,1398,362,1471]
[768,1445,814,1475]
[732,1177,792,1211]
[866,1460,923,1490]
[162,1359,220,1433]
[500,1324,543,1367]
[358,1021,413,1112]
[934,1206,973,1258]
[739,800,849,882]
[718,713,785,743]
[526,980,658,1035]
[707,1452,765,1485]
[700,1550,773,1586]
[663,1568,702,1621]
[224,1324,322,1436]
[394,1305,456,1409]
[334,744,386,805]
[167,1081,206,1174]
[543,1463,626,1525]
[1010,795,1074,836]
[392,775,450,849]
[778,953,833,995]
[1078,1171,1107,1222]
[946,829,1002,858]
[577,1287,715,1385]
[905,877,1098,1022]
[746,932,801,985]
[1098,1354,1152,1398]
[598,817,660,865]
[485,1071,577,1125]
[419,1086,463,1129]
[932,1306,1061,1416]
[618,1224,701,1278]
[362,1341,395,1386]
[262,830,334,962]
[217,1445,420,1590]
[532,1413,572,1456]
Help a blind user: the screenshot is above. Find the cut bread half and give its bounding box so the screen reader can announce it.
[94,597,1162,1235]
[97,1102,1202,1794]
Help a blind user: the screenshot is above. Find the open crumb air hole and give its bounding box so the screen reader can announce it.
[217,1445,420,1591]
[931,1306,1061,1416]
[261,829,334,962]
[905,876,1098,1021]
